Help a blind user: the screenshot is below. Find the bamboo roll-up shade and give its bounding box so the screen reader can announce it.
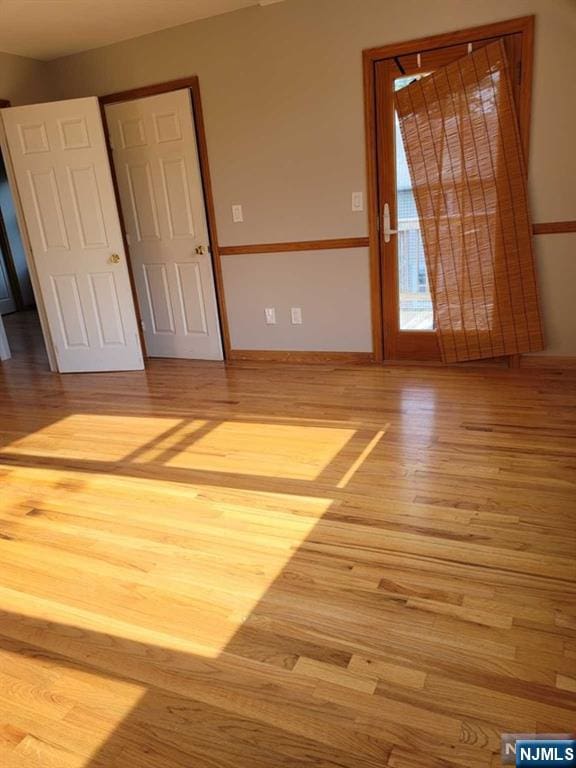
[395,39,544,363]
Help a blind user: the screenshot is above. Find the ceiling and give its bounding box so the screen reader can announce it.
[0,0,276,61]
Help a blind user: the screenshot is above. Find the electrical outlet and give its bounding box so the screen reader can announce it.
[352,192,364,212]
[232,204,244,223]
[265,308,276,325]
[291,307,303,325]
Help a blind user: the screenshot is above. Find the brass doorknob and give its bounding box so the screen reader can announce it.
[109,254,121,264]
[195,245,207,255]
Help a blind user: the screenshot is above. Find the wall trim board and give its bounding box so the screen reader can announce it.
[532,221,576,235]
[229,349,375,364]
[220,237,370,255]
[520,355,576,370]
[228,350,576,369]
[99,76,232,360]
[219,223,572,257]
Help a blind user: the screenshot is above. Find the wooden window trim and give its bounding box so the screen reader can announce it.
[99,77,231,360]
[363,16,535,362]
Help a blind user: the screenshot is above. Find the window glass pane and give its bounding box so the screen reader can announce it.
[395,76,434,331]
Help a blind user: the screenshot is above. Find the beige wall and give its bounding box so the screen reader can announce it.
[42,0,576,355]
[536,237,576,357]
[0,50,52,105]
[222,248,372,351]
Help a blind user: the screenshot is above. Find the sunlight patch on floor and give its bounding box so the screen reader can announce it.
[0,642,146,767]
[0,460,334,657]
[2,414,185,463]
[337,429,387,488]
[0,413,391,661]
[163,421,358,479]
[2,415,359,481]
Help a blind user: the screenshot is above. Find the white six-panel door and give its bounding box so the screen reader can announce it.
[105,90,223,360]
[2,97,143,373]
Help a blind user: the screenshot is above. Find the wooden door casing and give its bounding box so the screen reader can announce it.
[364,17,535,362]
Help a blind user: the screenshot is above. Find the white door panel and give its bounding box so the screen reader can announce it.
[2,97,143,372]
[105,89,222,360]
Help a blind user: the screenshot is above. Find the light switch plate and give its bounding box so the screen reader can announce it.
[265,308,276,325]
[291,307,303,325]
[352,192,364,212]
[232,204,244,223]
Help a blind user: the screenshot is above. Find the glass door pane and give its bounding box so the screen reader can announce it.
[394,75,434,331]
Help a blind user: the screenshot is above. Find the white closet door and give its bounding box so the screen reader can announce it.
[105,89,222,360]
[2,97,143,372]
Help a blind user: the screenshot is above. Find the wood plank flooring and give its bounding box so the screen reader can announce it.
[0,311,575,767]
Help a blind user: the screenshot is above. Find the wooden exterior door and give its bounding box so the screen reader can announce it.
[365,18,533,361]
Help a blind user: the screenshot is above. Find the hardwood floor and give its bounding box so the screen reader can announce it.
[0,312,575,768]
